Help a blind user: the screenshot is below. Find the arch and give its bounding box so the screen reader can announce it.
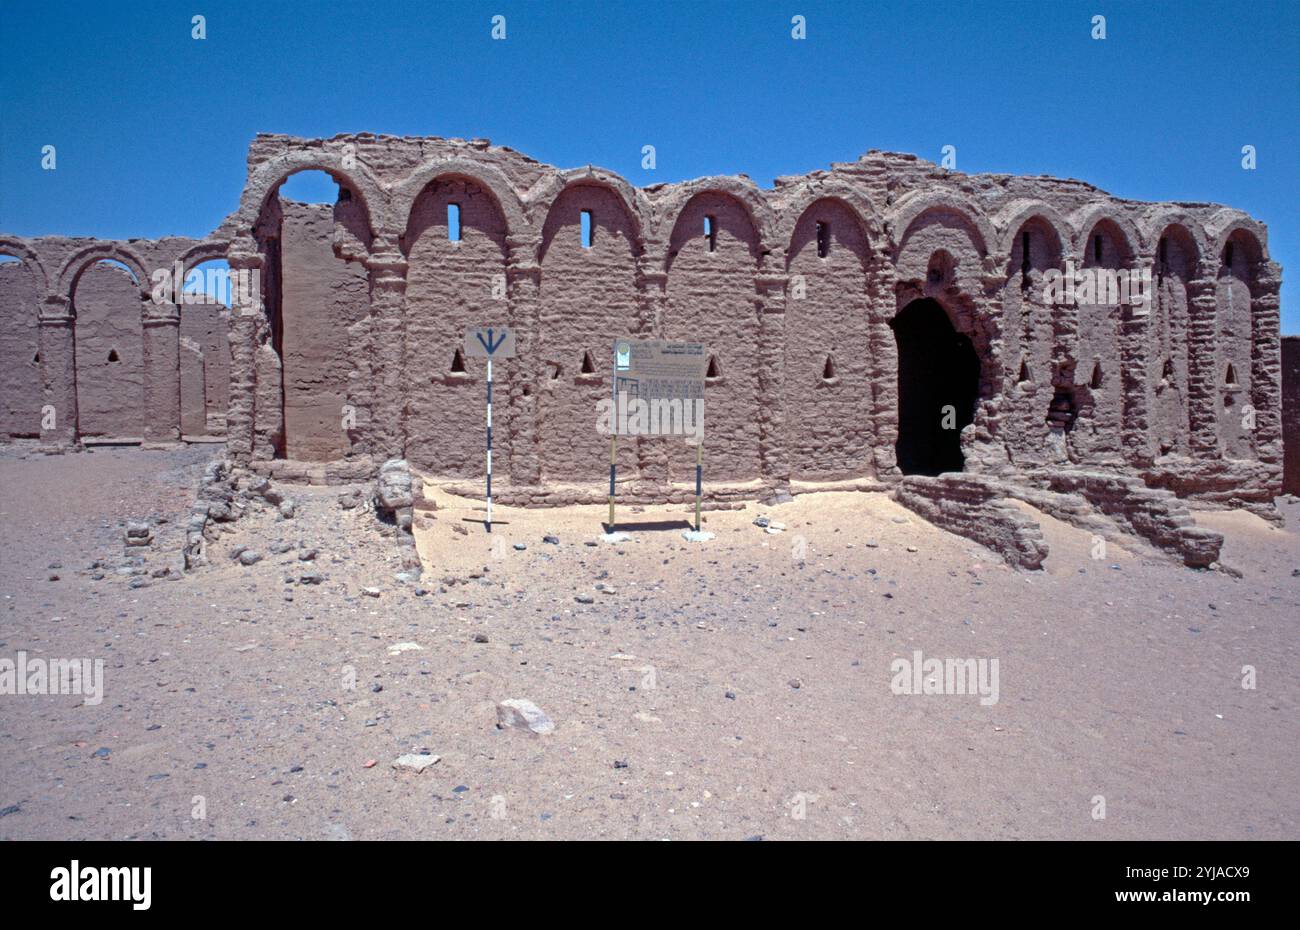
[992,199,1072,260]
[234,149,388,236]
[1070,204,1144,261]
[536,176,647,263]
[392,157,528,240]
[1143,209,1209,262]
[886,190,995,257]
[55,243,151,300]
[176,239,232,277]
[1207,210,1269,266]
[0,237,50,296]
[774,181,883,253]
[527,167,649,249]
[655,176,776,251]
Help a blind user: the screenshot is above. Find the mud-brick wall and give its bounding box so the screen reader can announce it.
[278,202,369,461]
[783,198,873,479]
[179,301,231,436]
[1283,336,1300,495]
[535,184,641,482]
[73,262,145,439]
[662,193,764,483]
[0,260,42,437]
[403,179,510,478]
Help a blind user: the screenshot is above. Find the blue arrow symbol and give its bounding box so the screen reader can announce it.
[476,328,508,355]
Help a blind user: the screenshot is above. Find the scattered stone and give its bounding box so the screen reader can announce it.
[683,529,715,542]
[279,499,296,519]
[452,524,469,536]
[392,753,440,774]
[599,532,632,544]
[543,534,560,545]
[473,632,489,643]
[753,515,771,528]
[361,586,381,598]
[387,642,423,655]
[238,549,263,566]
[574,594,595,604]
[300,571,324,585]
[788,679,802,689]
[298,548,317,561]
[496,699,555,735]
[513,542,527,551]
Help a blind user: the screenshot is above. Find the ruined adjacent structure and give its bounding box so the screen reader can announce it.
[0,134,1287,529]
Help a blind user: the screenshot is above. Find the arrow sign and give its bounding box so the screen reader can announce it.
[464,325,517,358]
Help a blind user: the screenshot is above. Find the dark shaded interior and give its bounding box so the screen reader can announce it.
[890,298,980,476]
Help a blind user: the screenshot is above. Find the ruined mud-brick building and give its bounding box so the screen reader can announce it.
[0,134,1288,535]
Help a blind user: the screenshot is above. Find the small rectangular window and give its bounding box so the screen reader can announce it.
[705,215,717,253]
[448,203,461,242]
[816,222,830,258]
[581,210,593,248]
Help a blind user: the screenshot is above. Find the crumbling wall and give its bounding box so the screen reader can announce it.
[1283,336,1300,495]
[0,259,42,437]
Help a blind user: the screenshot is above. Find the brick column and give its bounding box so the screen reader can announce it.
[37,293,78,452]
[965,259,1009,472]
[868,251,899,475]
[755,259,790,488]
[1119,256,1153,467]
[1185,259,1220,457]
[364,235,409,463]
[1250,259,1283,468]
[142,298,181,446]
[634,257,670,489]
[505,235,542,486]
[225,238,264,465]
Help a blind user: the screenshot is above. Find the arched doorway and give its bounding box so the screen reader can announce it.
[890,297,979,475]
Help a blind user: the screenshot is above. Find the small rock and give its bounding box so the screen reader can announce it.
[361,586,381,598]
[238,549,263,566]
[279,499,296,519]
[513,542,527,551]
[496,699,555,735]
[574,594,595,604]
[473,632,489,643]
[392,753,440,774]
[543,534,560,545]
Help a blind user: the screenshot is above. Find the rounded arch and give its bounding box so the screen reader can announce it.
[655,176,776,251]
[1070,204,1144,261]
[392,157,527,240]
[527,167,649,250]
[993,199,1072,260]
[0,237,50,296]
[175,239,232,278]
[775,181,883,254]
[234,150,388,236]
[1207,211,1269,266]
[886,190,995,257]
[1143,209,1209,262]
[56,243,150,300]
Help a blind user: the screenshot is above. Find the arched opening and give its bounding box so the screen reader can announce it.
[890,298,979,476]
[72,259,145,442]
[179,258,232,437]
[256,169,371,461]
[0,254,42,437]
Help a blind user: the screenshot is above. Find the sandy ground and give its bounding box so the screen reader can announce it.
[0,442,1296,840]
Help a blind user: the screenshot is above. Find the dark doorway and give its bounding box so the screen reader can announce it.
[890,298,980,475]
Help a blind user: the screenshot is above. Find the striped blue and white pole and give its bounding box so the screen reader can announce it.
[486,357,493,532]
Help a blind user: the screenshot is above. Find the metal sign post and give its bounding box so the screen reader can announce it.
[464,326,517,533]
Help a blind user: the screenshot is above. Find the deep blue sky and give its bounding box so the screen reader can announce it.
[2,0,1297,329]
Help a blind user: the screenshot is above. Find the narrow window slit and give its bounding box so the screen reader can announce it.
[447,203,461,242]
[822,355,836,380]
[704,216,717,253]
[580,350,596,374]
[581,210,593,249]
[816,222,830,258]
[450,348,467,373]
[705,355,721,380]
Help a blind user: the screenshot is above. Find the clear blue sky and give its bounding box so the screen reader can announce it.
[2,0,1296,329]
